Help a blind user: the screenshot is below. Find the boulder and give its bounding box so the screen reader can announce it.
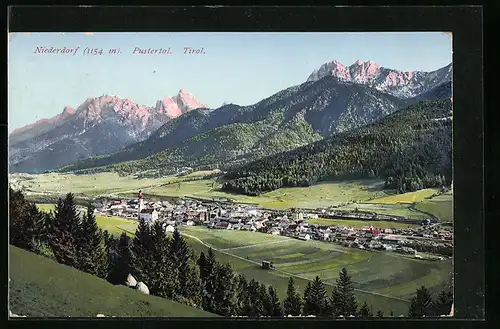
[125,274,137,287]
[135,282,149,295]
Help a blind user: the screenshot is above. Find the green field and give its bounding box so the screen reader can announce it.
[337,203,428,220]
[30,203,452,316]
[414,192,453,222]
[36,204,138,236]
[9,246,217,317]
[179,226,452,316]
[306,218,420,229]
[369,189,440,204]
[16,173,444,219]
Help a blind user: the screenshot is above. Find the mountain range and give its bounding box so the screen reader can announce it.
[9,90,207,173]
[9,60,452,176]
[307,60,452,98]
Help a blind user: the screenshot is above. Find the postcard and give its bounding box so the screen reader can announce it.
[8,31,454,319]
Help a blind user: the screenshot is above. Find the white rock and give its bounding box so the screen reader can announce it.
[96,314,105,317]
[125,274,137,287]
[135,282,150,295]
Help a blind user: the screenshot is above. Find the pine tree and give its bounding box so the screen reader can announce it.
[430,289,453,316]
[267,286,283,317]
[197,251,208,280]
[358,301,373,318]
[283,277,302,316]
[107,232,134,285]
[235,274,250,315]
[131,218,154,283]
[200,248,219,313]
[389,310,394,317]
[408,285,433,317]
[212,262,236,316]
[149,220,177,299]
[376,310,384,318]
[330,268,357,317]
[310,276,328,316]
[76,203,108,278]
[49,194,81,267]
[169,228,200,303]
[302,282,314,316]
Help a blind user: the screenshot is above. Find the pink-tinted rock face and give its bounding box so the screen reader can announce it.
[10,89,206,137]
[307,59,452,98]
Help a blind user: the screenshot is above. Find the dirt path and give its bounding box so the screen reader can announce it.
[181,233,410,303]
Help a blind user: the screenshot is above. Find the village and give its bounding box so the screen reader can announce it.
[94,191,453,260]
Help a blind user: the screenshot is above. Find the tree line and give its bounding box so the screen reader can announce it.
[9,188,452,317]
[222,99,452,196]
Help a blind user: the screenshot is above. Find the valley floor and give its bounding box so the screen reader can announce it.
[12,171,453,316]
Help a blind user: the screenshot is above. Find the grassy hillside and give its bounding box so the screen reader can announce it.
[9,246,217,317]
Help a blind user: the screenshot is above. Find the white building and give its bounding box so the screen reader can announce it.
[298,233,311,241]
[139,209,158,223]
[165,224,175,233]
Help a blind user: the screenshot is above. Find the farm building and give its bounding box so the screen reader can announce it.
[262,261,275,269]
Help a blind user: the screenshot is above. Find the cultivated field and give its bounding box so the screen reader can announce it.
[414,192,453,222]
[9,246,217,317]
[17,173,421,213]
[31,204,452,316]
[306,218,420,229]
[369,189,440,204]
[179,226,452,316]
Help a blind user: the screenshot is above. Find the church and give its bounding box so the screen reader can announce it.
[136,190,158,223]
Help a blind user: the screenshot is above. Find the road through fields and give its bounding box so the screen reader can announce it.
[181,232,410,303]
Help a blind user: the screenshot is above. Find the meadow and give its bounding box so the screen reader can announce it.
[179,226,452,316]
[306,218,420,229]
[9,246,217,317]
[21,173,424,215]
[31,204,452,316]
[368,189,440,204]
[414,192,453,222]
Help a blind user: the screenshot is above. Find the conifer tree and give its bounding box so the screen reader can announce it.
[267,286,283,317]
[169,228,200,303]
[199,248,219,313]
[197,251,208,280]
[330,268,357,317]
[430,289,453,316]
[302,282,314,316]
[149,220,176,298]
[9,189,41,250]
[107,232,134,285]
[235,274,250,315]
[389,310,394,317]
[408,285,433,317]
[358,301,373,318]
[49,194,81,267]
[131,218,154,283]
[212,262,236,316]
[76,203,108,278]
[376,310,384,318]
[283,277,302,316]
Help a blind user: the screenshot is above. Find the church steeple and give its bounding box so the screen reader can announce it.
[138,190,144,219]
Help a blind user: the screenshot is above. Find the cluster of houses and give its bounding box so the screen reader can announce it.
[94,192,452,259]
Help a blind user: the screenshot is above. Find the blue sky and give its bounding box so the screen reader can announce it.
[8,32,452,132]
